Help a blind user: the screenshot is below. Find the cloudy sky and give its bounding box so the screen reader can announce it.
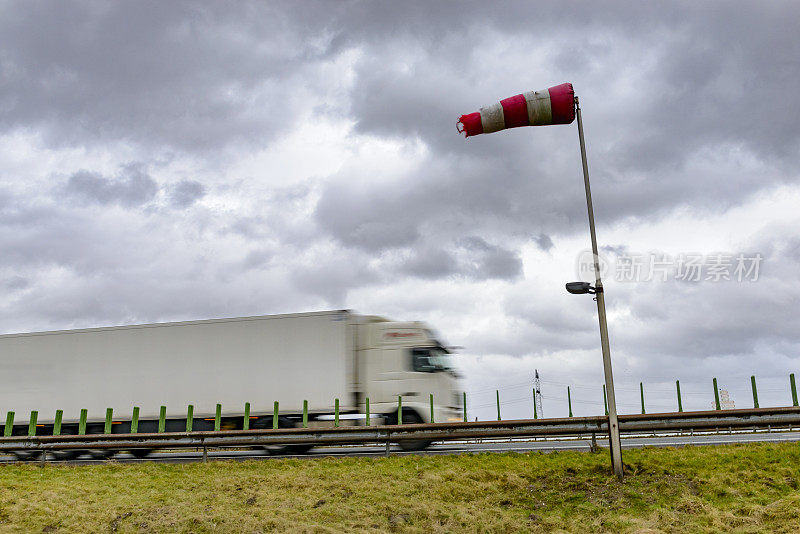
[2,1,799,420]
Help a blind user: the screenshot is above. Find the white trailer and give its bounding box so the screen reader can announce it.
[0,310,462,452]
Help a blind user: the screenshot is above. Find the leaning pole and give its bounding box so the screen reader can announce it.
[457,82,624,479]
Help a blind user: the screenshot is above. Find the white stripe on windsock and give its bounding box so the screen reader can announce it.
[479,102,505,134]
[523,90,552,126]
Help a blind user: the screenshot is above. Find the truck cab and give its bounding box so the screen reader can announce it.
[357,317,462,425]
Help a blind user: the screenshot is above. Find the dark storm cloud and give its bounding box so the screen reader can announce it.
[64,166,158,207]
[4,1,798,225]
[398,238,521,281]
[168,180,205,208]
[456,237,522,280]
[321,1,800,230]
[533,234,554,252]
[0,1,335,153]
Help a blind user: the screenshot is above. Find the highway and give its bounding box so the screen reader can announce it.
[2,430,798,465]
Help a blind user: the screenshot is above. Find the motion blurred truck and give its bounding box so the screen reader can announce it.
[0,310,462,457]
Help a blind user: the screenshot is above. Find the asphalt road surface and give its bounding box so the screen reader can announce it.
[2,430,798,465]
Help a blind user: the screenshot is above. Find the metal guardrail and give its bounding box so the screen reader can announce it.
[1,407,798,455]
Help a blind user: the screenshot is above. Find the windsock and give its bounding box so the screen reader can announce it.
[457,82,575,137]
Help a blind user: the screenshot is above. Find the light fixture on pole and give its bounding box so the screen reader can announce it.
[458,83,624,479]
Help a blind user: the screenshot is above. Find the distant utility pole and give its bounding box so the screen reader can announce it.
[534,369,544,419]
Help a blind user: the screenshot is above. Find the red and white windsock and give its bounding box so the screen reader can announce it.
[457,82,575,137]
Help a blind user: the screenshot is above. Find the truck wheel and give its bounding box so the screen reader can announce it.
[253,417,314,456]
[51,449,82,461]
[52,429,83,460]
[11,451,39,461]
[129,449,152,459]
[389,410,432,452]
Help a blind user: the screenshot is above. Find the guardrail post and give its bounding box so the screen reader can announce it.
[158,406,167,433]
[676,380,683,412]
[28,411,38,436]
[79,409,87,435]
[791,373,798,407]
[462,392,467,422]
[365,398,370,426]
[3,412,13,437]
[334,398,339,427]
[713,378,721,410]
[603,385,608,416]
[53,410,63,436]
[429,394,435,423]
[567,387,573,418]
[751,376,759,409]
[104,408,113,434]
[533,388,538,419]
[272,402,279,429]
[301,401,307,429]
[131,407,139,434]
[496,390,501,421]
[640,382,645,414]
[243,402,250,431]
[398,396,402,424]
[186,405,194,432]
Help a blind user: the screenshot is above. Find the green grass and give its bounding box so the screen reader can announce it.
[1,442,799,532]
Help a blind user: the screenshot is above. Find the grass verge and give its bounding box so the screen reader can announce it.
[1,442,799,532]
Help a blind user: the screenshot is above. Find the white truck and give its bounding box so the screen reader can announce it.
[0,310,462,456]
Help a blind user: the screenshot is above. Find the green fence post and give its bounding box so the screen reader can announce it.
[603,384,608,416]
[496,390,501,421]
[430,394,435,423]
[186,405,194,432]
[640,382,645,414]
[79,409,87,435]
[676,380,683,413]
[334,398,339,427]
[243,402,250,431]
[567,387,573,418]
[3,412,13,437]
[790,373,798,407]
[131,407,140,434]
[272,401,279,429]
[159,406,167,433]
[215,404,222,431]
[713,378,721,410]
[398,396,403,425]
[301,400,307,429]
[365,398,370,426]
[53,410,63,436]
[104,408,113,434]
[28,411,38,436]
[533,389,538,419]
[751,376,759,409]
[462,392,467,422]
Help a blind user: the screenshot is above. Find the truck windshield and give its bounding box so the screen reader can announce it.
[412,347,453,372]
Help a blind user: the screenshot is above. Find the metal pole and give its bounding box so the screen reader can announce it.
[575,96,624,479]
[640,382,645,414]
[567,386,573,417]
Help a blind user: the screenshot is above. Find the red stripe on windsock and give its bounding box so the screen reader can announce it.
[457,112,483,137]
[547,82,575,124]
[499,94,529,129]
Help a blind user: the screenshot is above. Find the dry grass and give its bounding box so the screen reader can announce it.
[1,442,799,532]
